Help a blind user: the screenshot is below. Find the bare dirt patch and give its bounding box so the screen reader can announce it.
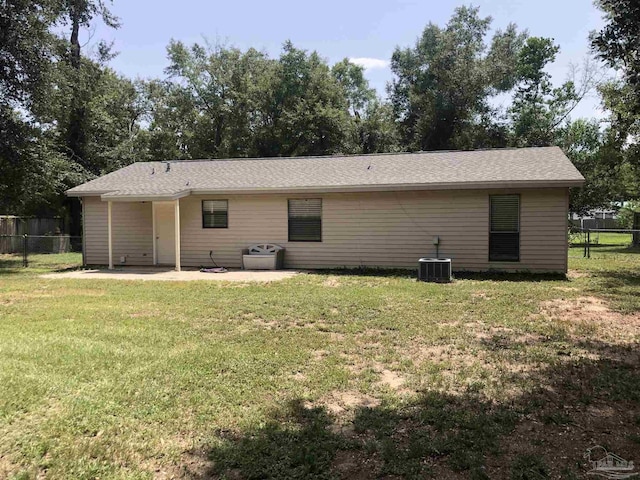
[312,349,330,361]
[471,291,492,300]
[322,277,342,288]
[252,317,279,329]
[341,356,411,393]
[308,390,382,415]
[567,269,590,279]
[540,296,640,330]
[537,295,640,360]
[0,454,19,480]
[377,368,406,390]
[327,391,381,413]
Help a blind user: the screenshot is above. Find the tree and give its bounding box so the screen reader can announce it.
[557,119,627,214]
[0,0,58,111]
[590,0,640,107]
[389,6,526,151]
[257,42,350,157]
[147,41,353,159]
[509,37,563,146]
[331,59,398,153]
[509,39,601,147]
[56,0,120,174]
[158,41,273,159]
[1,0,149,222]
[589,0,640,202]
[0,1,62,215]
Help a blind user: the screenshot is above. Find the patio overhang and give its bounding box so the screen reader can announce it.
[99,190,190,202]
[106,197,182,272]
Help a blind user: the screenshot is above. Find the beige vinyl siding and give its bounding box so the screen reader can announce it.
[178,188,569,273]
[82,188,569,272]
[83,196,153,265]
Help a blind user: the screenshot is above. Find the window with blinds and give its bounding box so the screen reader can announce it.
[288,199,322,242]
[489,195,520,261]
[202,200,228,228]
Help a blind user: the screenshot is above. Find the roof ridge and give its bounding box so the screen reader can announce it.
[143,146,559,164]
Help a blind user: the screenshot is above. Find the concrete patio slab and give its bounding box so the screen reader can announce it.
[41,267,299,282]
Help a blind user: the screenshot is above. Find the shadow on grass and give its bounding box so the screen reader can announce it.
[454,271,568,283]
[310,267,417,279]
[0,256,26,275]
[309,267,568,283]
[592,246,640,255]
[581,269,640,313]
[0,255,83,276]
[183,340,640,480]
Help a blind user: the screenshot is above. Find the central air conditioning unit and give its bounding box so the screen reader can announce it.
[418,258,452,283]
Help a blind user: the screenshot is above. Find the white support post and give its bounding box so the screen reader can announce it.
[107,201,113,270]
[80,198,86,267]
[174,199,181,272]
[152,202,157,265]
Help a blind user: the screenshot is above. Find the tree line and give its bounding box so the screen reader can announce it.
[1,1,639,231]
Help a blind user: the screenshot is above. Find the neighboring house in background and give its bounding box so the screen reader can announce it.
[570,209,620,229]
[66,146,584,273]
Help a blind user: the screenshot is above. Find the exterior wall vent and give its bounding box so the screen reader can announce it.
[418,258,452,283]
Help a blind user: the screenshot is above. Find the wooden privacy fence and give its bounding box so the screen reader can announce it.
[0,216,66,254]
[0,216,64,236]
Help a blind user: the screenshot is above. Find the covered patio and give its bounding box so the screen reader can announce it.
[102,191,187,271]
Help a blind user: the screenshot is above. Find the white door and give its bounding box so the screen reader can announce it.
[155,202,176,265]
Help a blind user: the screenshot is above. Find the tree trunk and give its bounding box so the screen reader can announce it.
[66,2,85,236]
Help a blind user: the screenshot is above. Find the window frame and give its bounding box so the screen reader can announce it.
[288,198,322,242]
[489,194,520,262]
[202,200,229,229]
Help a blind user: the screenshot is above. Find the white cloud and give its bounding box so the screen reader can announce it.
[348,57,389,70]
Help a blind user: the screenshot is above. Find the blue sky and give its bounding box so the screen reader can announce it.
[87,0,606,119]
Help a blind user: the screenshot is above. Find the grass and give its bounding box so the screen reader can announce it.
[0,253,81,275]
[0,245,639,479]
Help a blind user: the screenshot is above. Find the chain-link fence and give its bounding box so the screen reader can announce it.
[0,234,83,268]
[569,226,640,258]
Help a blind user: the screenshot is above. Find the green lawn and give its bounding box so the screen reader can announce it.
[0,247,639,479]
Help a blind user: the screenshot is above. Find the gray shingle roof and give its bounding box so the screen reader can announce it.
[66,147,584,199]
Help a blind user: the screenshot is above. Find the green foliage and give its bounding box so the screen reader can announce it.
[0,2,637,221]
[0,0,57,108]
[591,0,640,95]
[589,0,640,204]
[389,6,526,151]
[144,40,362,159]
[617,201,640,229]
[509,38,582,147]
[556,119,626,214]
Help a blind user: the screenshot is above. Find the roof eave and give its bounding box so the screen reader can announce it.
[66,178,585,200]
[188,179,585,195]
[65,190,105,197]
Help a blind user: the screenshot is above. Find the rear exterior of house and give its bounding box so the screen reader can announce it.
[68,147,584,273]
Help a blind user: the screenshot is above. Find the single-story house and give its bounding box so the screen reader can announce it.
[66,146,584,273]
